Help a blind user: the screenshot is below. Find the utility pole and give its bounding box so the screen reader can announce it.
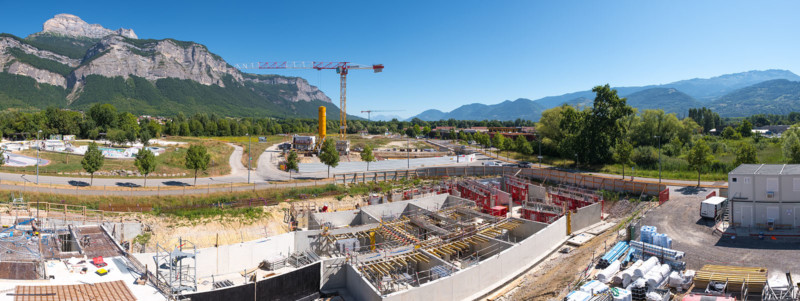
[36,130,42,184]
[247,133,251,184]
[536,134,542,168]
[655,135,662,184]
[407,136,410,169]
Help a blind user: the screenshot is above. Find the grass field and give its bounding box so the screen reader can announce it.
[16,181,401,218]
[213,135,287,168]
[481,137,786,182]
[1,139,233,178]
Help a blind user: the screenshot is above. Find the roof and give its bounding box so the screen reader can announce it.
[702,197,727,205]
[730,164,800,175]
[13,280,136,301]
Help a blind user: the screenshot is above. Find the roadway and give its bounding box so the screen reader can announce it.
[0,138,726,196]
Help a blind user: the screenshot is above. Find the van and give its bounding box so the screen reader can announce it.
[700,197,728,219]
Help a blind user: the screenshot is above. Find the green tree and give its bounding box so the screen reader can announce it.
[686,140,714,186]
[790,141,800,164]
[734,142,758,166]
[560,85,633,165]
[737,120,753,137]
[491,133,506,158]
[134,148,157,186]
[285,150,299,179]
[139,128,152,146]
[81,142,104,186]
[721,126,738,140]
[319,138,340,178]
[422,126,431,137]
[88,103,118,130]
[612,138,633,179]
[106,129,127,146]
[185,144,211,186]
[514,135,532,155]
[361,145,375,171]
[536,106,567,141]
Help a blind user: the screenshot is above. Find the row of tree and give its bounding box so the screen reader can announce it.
[77,142,211,186]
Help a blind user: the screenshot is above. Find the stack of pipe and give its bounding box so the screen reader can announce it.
[597,260,621,283]
[644,264,671,288]
[599,241,629,268]
[630,240,684,261]
[634,257,660,278]
[616,259,644,287]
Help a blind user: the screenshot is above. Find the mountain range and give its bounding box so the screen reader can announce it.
[0,14,338,118]
[409,69,800,121]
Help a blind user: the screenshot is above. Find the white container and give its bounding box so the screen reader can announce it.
[619,259,644,287]
[611,288,632,301]
[580,280,609,295]
[645,264,671,288]
[597,260,621,283]
[566,290,592,301]
[634,257,659,278]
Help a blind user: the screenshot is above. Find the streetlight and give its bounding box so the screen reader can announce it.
[246,133,251,184]
[654,135,662,184]
[36,130,42,184]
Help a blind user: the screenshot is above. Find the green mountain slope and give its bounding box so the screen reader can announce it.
[624,88,700,115]
[709,79,800,117]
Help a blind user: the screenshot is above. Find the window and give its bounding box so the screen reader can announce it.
[732,178,737,183]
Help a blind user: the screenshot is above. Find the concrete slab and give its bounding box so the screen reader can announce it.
[566,233,595,246]
[583,221,616,236]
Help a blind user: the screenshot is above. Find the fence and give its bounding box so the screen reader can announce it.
[336,166,666,196]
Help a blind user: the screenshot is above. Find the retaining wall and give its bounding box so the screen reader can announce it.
[185,262,321,301]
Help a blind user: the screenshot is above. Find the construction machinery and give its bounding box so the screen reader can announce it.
[361,109,404,122]
[236,61,384,139]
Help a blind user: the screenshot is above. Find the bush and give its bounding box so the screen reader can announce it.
[631,146,659,168]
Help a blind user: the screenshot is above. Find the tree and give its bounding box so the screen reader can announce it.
[139,128,152,146]
[185,144,211,186]
[81,142,104,186]
[734,143,758,166]
[422,126,431,137]
[106,129,127,146]
[491,133,506,157]
[721,126,738,139]
[536,106,567,141]
[134,148,157,186]
[88,104,117,130]
[319,138,340,178]
[737,120,753,137]
[790,141,800,164]
[361,145,375,170]
[612,138,633,179]
[514,135,532,155]
[285,150,299,179]
[560,85,633,165]
[686,140,714,186]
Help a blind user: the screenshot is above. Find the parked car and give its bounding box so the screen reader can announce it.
[518,161,532,168]
[483,161,502,166]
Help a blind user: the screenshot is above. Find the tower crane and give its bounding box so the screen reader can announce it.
[360,110,404,122]
[236,61,384,139]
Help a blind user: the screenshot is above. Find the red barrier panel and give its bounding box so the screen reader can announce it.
[705,191,716,199]
[659,188,669,205]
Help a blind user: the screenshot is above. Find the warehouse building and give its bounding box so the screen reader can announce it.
[728,164,800,229]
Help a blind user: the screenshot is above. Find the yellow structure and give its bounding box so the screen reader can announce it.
[317,106,326,150]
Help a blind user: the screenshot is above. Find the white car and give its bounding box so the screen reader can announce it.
[483,161,502,166]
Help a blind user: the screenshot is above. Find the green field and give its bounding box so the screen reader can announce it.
[1,139,233,178]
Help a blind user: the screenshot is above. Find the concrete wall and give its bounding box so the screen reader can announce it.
[380,217,570,301]
[570,202,603,232]
[345,264,382,301]
[133,232,296,279]
[509,218,548,240]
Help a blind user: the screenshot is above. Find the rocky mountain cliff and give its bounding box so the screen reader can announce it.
[0,14,332,117]
[42,14,137,39]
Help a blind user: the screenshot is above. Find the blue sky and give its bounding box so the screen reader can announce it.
[2,0,799,119]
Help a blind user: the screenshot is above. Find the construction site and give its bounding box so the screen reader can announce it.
[0,165,797,301]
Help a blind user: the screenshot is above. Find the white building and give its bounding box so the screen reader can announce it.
[728,164,800,229]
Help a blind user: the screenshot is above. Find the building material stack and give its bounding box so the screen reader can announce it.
[520,201,563,224]
[694,265,768,293]
[548,185,601,211]
[599,241,630,268]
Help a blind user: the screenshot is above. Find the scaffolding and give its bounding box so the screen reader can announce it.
[154,238,197,297]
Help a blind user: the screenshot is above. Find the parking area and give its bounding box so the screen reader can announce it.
[640,186,800,275]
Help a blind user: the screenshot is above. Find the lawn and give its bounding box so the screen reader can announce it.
[1,139,233,178]
[478,137,786,182]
